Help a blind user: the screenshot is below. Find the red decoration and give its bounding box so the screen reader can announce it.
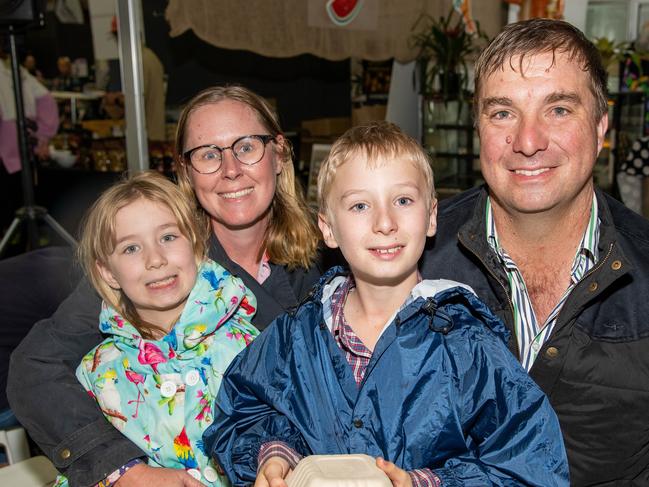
[326,0,364,26]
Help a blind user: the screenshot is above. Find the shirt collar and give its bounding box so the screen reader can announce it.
[486,193,600,272]
[256,251,271,284]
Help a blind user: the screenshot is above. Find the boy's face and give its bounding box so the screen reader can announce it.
[318,155,437,289]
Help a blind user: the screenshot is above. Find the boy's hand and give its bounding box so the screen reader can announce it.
[376,457,413,487]
[255,456,292,487]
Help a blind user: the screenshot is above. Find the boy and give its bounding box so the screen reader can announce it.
[204,122,569,487]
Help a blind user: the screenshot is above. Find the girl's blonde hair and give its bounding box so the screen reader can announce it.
[78,171,208,338]
[174,85,319,270]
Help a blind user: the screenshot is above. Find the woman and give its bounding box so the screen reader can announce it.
[7,86,324,487]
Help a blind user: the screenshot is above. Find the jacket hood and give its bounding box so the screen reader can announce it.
[98,259,257,369]
[313,266,509,343]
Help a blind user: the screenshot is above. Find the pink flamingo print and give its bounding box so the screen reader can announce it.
[137,340,167,374]
[124,370,146,418]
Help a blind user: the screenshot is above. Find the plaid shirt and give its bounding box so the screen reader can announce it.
[259,276,441,487]
[330,277,372,384]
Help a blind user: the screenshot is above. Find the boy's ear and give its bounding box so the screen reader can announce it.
[427,198,438,238]
[96,260,121,290]
[318,212,339,249]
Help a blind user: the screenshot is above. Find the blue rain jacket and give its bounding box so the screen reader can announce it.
[205,268,569,486]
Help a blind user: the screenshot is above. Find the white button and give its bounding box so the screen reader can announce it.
[160,381,177,397]
[187,468,201,481]
[185,370,200,386]
[532,342,540,352]
[204,466,218,482]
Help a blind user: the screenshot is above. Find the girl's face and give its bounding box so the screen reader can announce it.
[184,100,283,235]
[97,198,197,332]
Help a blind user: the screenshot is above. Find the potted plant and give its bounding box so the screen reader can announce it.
[593,37,637,93]
[410,8,488,100]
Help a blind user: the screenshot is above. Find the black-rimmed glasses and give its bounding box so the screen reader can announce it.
[183,134,275,174]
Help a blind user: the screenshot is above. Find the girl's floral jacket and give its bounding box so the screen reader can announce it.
[56,259,258,487]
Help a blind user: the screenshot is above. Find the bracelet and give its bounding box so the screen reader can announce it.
[96,458,145,487]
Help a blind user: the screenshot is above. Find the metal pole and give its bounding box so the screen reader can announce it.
[8,26,38,246]
[116,0,148,173]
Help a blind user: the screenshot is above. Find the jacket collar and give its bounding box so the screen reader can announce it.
[457,186,632,270]
[456,186,632,323]
[98,259,257,370]
[207,233,300,329]
[304,266,508,340]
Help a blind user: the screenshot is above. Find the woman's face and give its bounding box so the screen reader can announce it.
[184,100,283,234]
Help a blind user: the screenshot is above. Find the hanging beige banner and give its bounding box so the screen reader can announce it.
[165,0,445,62]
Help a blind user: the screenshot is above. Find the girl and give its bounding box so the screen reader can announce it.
[55,171,258,487]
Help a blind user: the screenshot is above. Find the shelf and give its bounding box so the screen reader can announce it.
[421,96,477,191]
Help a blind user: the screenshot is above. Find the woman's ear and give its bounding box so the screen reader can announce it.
[96,260,121,290]
[318,212,339,249]
[272,134,286,175]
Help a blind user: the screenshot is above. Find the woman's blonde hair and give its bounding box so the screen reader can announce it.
[78,170,208,338]
[174,85,319,270]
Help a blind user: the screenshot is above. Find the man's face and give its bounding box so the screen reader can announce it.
[477,51,607,217]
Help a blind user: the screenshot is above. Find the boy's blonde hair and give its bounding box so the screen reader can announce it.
[317,121,435,215]
[78,171,208,338]
[175,85,319,270]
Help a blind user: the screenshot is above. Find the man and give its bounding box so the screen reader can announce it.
[421,18,649,485]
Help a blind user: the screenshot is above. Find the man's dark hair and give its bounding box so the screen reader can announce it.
[474,18,608,120]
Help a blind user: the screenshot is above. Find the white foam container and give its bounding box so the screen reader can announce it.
[286,454,392,487]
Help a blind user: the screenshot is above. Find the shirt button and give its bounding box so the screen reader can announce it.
[353,418,363,428]
[187,468,201,481]
[160,381,177,397]
[545,347,559,359]
[185,370,200,387]
[60,448,71,460]
[532,342,540,352]
[611,260,622,271]
[204,466,219,482]
[588,282,598,292]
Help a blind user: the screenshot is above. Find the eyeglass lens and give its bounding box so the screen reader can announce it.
[190,136,267,173]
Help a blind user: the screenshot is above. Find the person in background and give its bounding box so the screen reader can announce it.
[0,40,59,233]
[106,16,166,141]
[8,85,324,487]
[141,45,166,141]
[22,53,45,84]
[51,56,77,92]
[208,121,568,487]
[53,171,259,487]
[419,18,649,484]
[99,45,166,142]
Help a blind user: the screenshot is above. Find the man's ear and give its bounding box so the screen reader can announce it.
[318,212,339,249]
[596,112,608,155]
[427,198,438,238]
[96,260,121,290]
